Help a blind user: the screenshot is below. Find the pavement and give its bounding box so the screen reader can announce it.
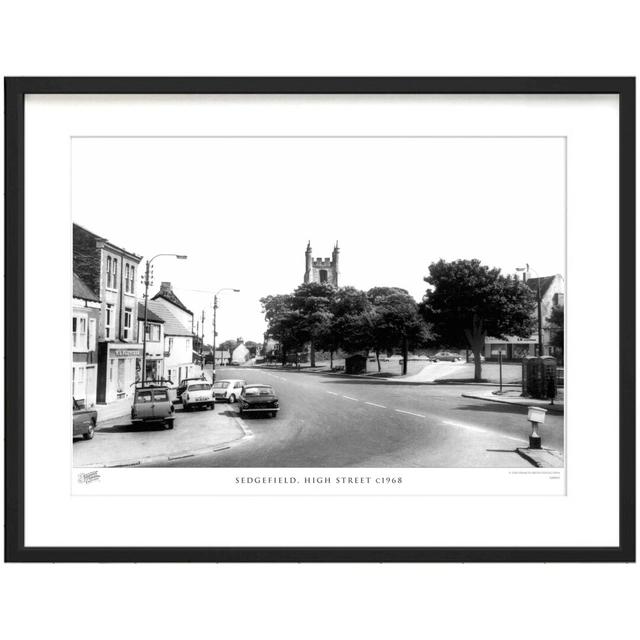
[145,366,565,468]
[461,388,564,414]
[75,367,245,467]
[256,361,552,386]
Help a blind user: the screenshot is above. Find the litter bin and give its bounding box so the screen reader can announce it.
[522,356,558,399]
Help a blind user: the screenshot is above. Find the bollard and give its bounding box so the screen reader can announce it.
[527,406,547,449]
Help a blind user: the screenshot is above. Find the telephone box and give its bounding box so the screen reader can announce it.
[522,355,558,399]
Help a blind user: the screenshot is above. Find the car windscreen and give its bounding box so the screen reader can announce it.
[188,383,211,391]
[214,382,229,389]
[244,386,274,396]
[153,390,169,401]
[136,390,153,403]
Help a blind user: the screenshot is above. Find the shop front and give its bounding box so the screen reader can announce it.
[97,342,144,404]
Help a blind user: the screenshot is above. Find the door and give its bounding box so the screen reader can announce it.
[135,389,155,419]
[85,366,97,407]
[152,388,171,418]
[117,358,125,394]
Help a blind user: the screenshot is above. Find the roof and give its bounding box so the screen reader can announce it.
[526,275,560,299]
[73,272,100,302]
[146,300,193,337]
[137,302,165,324]
[152,288,192,315]
[73,222,142,261]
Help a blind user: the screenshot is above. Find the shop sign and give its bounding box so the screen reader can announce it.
[110,348,142,358]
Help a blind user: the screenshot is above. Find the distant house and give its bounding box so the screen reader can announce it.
[484,273,565,361]
[231,342,250,365]
[214,349,231,366]
[147,283,196,384]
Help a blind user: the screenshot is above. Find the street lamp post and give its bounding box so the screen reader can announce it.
[212,287,240,377]
[141,253,187,386]
[517,263,543,357]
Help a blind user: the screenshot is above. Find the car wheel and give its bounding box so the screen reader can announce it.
[83,420,95,440]
[239,409,243,416]
[165,419,174,429]
[271,412,277,418]
[229,394,236,404]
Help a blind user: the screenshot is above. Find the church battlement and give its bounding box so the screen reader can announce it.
[304,241,340,286]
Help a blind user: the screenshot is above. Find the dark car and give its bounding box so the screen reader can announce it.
[429,351,463,362]
[239,384,279,418]
[131,384,175,428]
[73,397,97,440]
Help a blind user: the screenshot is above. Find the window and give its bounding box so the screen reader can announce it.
[167,337,174,353]
[319,269,328,283]
[153,390,169,402]
[106,256,112,288]
[123,307,132,340]
[125,264,130,292]
[553,293,565,307]
[137,390,153,403]
[129,266,135,294]
[112,259,118,290]
[105,304,114,339]
[72,314,87,350]
[145,323,161,342]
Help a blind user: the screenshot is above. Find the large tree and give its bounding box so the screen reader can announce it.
[260,294,306,366]
[421,259,536,380]
[328,287,375,365]
[290,282,336,367]
[547,304,564,349]
[367,287,430,374]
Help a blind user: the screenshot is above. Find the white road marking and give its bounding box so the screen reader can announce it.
[442,419,528,443]
[365,401,386,408]
[326,391,339,396]
[441,419,486,433]
[395,409,426,418]
[502,435,529,443]
[342,395,359,401]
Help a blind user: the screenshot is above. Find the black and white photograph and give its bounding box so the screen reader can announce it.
[72,134,566,473]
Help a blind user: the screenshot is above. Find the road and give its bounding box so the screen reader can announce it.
[144,366,564,468]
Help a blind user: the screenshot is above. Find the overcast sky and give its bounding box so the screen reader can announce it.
[72,136,565,345]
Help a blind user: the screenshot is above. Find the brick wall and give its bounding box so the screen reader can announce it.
[73,224,102,295]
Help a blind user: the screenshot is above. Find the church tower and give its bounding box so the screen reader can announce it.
[303,241,339,286]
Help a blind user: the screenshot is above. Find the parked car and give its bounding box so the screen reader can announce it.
[429,351,463,362]
[182,381,214,411]
[131,384,175,428]
[175,375,207,404]
[468,352,486,362]
[73,398,97,440]
[239,384,279,418]
[212,379,246,403]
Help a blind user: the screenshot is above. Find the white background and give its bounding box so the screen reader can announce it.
[30,94,612,541]
[1,2,638,640]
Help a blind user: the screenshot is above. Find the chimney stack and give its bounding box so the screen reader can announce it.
[160,281,173,294]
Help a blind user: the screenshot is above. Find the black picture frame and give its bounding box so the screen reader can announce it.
[4,77,635,563]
